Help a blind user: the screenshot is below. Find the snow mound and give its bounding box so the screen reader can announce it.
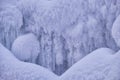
[112,15,120,47]
[105,50,120,80]
[0,43,58,80]
[60,48,115,80]
[11,33,40,63]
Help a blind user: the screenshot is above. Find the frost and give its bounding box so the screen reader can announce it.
[0,5,23,49]
[105,51,120,80]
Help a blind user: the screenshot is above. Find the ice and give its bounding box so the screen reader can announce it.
[0,0,120,75]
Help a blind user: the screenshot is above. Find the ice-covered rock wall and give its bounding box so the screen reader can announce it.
[0,0,120,75]
[0,5,23,49]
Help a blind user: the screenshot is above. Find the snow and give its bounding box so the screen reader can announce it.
[100,5,107,19]
[11,33,40,63]
[60,48,115,80]
[1,42,120,80]
[0,5,22,32]
[112,15,120,47]
[13,0,119,75]
[56,51,63,65]
[0,0,120,75]
[0,43,58,80]
[0,5,23,49]
[0,0,18,7]
[105,50,120,80]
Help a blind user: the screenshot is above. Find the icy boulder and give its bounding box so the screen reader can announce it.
[0,43,58,80]
[11,33,40,63]
[60,48,115,80]
[112,15,120,47]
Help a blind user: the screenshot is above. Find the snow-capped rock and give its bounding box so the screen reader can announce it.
[0,43,58,80]
[11,33,40,63]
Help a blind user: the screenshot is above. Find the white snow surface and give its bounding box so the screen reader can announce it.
[1,43,120,80]
[0,43,58,80]
[112,15,120,47]
[105,50,120,80]
[60,48,115,80]
[11,33,40,63]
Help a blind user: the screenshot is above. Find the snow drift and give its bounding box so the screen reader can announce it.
[0,43,58,80]
[60,48,115,80]
[105,50,120,80]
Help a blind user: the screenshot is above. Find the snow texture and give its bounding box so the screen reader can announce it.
[11,33,40,63]
[0,43,58,80]
[0,0,120,75]
[0,5,23,49]
[15,0,120,75]
[105,50,120,80]
[112,15,120,47]
[60,48,115,80]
